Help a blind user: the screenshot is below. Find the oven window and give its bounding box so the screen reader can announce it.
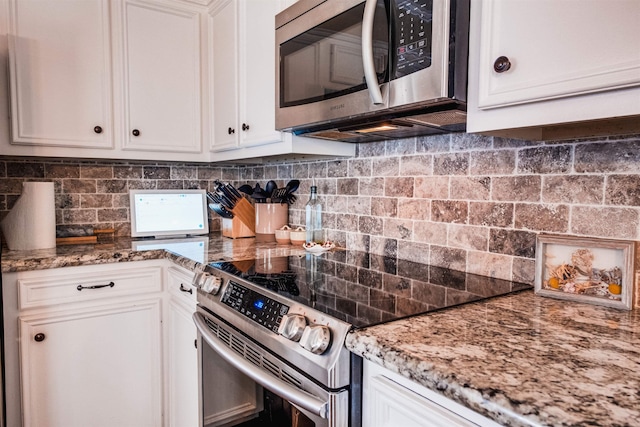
[279,1,389,107]
[235,390,316,427]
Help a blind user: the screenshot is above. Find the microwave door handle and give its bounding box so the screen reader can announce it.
[362,0,384,105]
[193,312,329,418]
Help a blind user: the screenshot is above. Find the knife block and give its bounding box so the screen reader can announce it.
[223,197,256,238]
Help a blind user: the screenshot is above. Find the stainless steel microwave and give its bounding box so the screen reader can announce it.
[275,0,469,142]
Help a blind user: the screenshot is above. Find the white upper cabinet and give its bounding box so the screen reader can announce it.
[209,0,281,152]
[208,0,355,162]
[6,0,113,148]
[209,0,238,151]
[2,0,207,161]
[237,0,282,148]
[119,0,203,154]
[467,0,640,138]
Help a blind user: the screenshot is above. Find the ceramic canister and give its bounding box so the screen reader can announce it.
[254,203,288,242]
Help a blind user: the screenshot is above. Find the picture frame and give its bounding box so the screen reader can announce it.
[535,234,635,310]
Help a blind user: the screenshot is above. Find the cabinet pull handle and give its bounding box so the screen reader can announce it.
[77,281,115,291]
[194,339,197,349]
[241,123,250,131]
[179,284,193,294]
[34,333,46,342]
[493,56,512,73]
[228,127,235,135]
[132,129,140,136]
[94,126,103,134]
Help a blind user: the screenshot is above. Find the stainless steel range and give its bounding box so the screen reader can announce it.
[192,250,529,427]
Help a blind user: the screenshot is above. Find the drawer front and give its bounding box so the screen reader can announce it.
[167,266,197,304]
[18,263,163,310]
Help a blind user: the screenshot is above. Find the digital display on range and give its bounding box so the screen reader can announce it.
[221,282,289,332]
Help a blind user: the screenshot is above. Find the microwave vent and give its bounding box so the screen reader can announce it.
[406,110,467,127]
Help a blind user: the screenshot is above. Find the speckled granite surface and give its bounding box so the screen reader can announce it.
[4,234,639,426]
[346,290,640,427]
[0,233,304,273]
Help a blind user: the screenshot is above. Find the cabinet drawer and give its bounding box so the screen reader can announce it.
[18,264,163,310]
[167,266,197,304]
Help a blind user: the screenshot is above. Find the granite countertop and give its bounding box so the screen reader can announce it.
[0,233,304,273]
[346,290,640,427]
[4,234,639,426]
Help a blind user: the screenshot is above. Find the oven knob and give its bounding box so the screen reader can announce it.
[299,325,331,355]
[203,275,223,295]
[191,272,206,288]
[277,314,307,341]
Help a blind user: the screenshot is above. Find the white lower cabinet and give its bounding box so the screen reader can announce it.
[20,300,163,427]
[166,265,199,427]
[363,360,501,427]
[2,260,168,427]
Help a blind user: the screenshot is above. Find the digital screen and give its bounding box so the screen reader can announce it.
[130,190,209,238]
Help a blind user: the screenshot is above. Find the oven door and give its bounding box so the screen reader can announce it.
[275,0,390,131]
[194,310,349,427]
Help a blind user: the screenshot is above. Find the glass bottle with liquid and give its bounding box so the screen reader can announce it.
[305,185,323,243]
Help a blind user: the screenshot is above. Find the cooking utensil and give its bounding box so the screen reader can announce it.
[238,184,254,196]
[278,179,300,205]
[286,179,300,193]
[251,183,268,203]
[265,180,277,197]
[271,187,288,203]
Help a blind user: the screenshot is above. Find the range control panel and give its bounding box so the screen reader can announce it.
[393,0,433,78]
[221,282,290,333]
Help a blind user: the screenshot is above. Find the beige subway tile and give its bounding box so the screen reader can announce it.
[514,203,569,232]
[571,206,639,239]
[398,198,429,220]
[413,221,447,245]
[466,251,512,281]
[450,176,491,200]
[542,175,604,204]
[414,176,449,199]
[448,224,488,251]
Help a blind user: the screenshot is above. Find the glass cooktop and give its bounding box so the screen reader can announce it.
[209,250,531,328]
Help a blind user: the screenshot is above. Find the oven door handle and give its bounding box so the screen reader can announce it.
[193,312,329,419]
[362,0,384,105]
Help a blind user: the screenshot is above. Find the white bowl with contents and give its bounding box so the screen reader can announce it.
[289,227,306,246]
[275,225,291,244]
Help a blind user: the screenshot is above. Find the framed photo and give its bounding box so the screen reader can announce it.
[535,234,635,310]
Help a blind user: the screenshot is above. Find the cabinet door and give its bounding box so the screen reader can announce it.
[20,299,163,427]
[363,361,502,427]
[210,0,239,151]
[167,298,198,427]
[237,0,282,147]
[166,266,198,427]
[7,0,113,148]
[121,0,202,153]
[476,0,640,109]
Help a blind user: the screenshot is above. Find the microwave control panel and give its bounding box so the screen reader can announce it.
[393,0,433,78]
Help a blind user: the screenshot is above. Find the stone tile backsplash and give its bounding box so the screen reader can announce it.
[1,133,639,285]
